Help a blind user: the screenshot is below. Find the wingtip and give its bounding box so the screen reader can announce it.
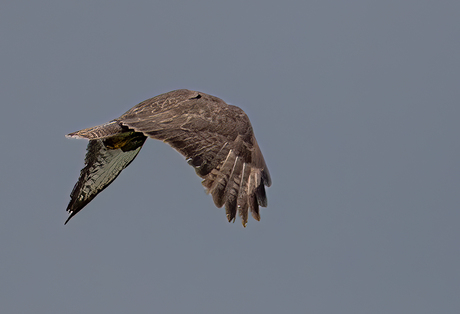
[251,213,261,221]
[262,170,272,187]
[227,215,247,227]
[64,211,74,225]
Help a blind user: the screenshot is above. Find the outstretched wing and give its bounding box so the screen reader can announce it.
[117,90,271,226]
[65,132,147,224]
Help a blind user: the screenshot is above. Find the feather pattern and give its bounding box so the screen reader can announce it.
[65,89,270,226]
[65,132,146,223]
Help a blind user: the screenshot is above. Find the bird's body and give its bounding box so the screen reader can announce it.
[65,89,271,226]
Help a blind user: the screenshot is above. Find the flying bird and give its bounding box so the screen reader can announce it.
[65,89,271,226]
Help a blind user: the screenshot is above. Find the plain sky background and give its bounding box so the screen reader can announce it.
[1,1,459,313]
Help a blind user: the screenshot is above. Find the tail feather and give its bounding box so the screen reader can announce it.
[66,121,125,140]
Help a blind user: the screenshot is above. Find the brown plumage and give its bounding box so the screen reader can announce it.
[65,89,271,226]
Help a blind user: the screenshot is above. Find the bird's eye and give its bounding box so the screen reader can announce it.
[190,94,202,99]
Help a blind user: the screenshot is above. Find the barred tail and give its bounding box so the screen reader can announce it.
[66,121,125,140]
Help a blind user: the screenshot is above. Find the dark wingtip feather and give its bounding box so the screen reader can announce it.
[249,192,260,221]
[64,211,75,225]
[262,169,272,187]
[225,196,238,223]
[238,202,249,227]
[256,184,268,207]
[226,213,236,223]
[212,185,226,208]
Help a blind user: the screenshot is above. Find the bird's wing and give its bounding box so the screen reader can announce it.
[198,134,271,226]
[65,132,146,224]
[118,91,271,226]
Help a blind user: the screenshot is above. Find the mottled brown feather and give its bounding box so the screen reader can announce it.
[65,89,270,226]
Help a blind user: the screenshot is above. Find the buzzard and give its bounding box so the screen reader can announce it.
[65,89,271,226]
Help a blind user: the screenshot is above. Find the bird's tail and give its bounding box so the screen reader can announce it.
[66,121,125,140]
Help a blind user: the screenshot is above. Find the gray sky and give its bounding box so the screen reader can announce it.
[1,1,459,313]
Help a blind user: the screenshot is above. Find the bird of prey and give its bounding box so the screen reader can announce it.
[65,89,271,227]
